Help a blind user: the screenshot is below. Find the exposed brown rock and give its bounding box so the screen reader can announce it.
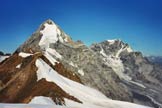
[0,52,82,104]
[0,53,23,83]
[22,78,82,105]
[0,54,39,103]
[54,62,82,84]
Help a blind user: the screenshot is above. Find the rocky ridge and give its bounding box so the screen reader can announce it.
[0,19,161,108]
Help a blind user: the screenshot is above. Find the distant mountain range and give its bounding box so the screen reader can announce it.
[147,56,162,65]
[0,19,162,108]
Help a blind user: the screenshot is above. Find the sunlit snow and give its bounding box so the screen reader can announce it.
[0,56,9,62]
[19,52,33,58]
[39,23,63,49]
[35,58,150,108]
[16,63,22,69]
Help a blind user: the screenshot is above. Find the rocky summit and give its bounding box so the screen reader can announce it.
[0,19,161,108]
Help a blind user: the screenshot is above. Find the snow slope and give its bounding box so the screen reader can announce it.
[0,56,9,62]
[19,52,33,58]
[29,96,56,105]
[35,58,151,108]
[0,103,64,108]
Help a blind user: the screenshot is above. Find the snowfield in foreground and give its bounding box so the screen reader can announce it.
[34,58,151,108]
[0,103,64,108]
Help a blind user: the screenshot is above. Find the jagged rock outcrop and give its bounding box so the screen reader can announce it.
[0,52,82,104]
[91,40,162,108]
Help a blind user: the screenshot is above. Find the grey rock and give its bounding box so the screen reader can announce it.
[16,19,162,107]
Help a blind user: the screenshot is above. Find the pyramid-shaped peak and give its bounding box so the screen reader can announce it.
[38,19,57,31]
[44,19,55,25]
[16,19,73,53]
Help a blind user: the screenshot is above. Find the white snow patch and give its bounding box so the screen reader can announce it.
[44,51,58,65]
[0,56,9,62]
[29,96,55,105]
[100,47,131,81]
[100,48,107,57]
[115,46,124,58]
[64,37,68,42]
[100,46,145,88]
[126,46,133,52]
[115,44,133,57]
[46,48,62,59]
[16,63,22,69]
[78,69,84,76]
[104,56,131,81]
[129,81,146,88]
[107,39,116,45]
[0,103,63,108]
[65,98,150,108]
[19,52,33,58]
[39,23,63,49]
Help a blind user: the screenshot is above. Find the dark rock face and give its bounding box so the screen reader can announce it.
[0,51,4,56]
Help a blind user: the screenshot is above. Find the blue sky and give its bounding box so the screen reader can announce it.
[0,0,162,56]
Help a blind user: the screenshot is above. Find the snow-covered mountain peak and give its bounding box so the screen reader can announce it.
[107,39,121,45]
[39,20,63,49]
[91,40,133,59]
[16,19,73,53]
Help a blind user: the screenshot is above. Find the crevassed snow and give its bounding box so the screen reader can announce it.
[78,69,84,76]
[0,56,9,62]
[29,96,55,105]
[19,52,33,58]
[16,63,22,69]
[39,23,63,48]
[35,58,150,108]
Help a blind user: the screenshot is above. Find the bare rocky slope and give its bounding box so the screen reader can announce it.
[0,19,161,108]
